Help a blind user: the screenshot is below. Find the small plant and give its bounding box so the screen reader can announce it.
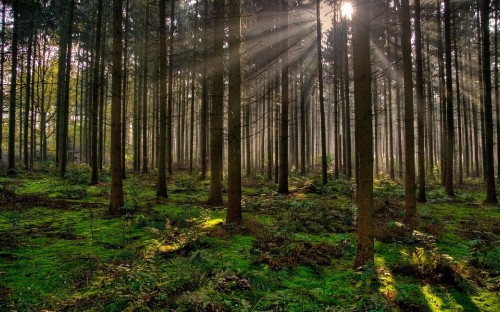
[3,210,21,228]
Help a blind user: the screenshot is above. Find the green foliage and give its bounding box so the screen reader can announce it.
[1,171,499,311]
[373,179,404,200]
[484,246,500,273]
[3,210,21,228]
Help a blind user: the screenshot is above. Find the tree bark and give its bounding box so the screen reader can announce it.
[91,0,104,184]
[227,0,242,224]
[444,0,454,196]
[208,0,224,205]
[316,0,328,184]
[353,0,374,268]
[401,0,417,224]
[480,0,497,203]
[278,0,289,194]
[415,0,426,202]
[110,0,124,213]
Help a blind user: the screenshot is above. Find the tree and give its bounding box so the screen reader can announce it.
[208,0,224,206]
[91,0,104,185]
[110,0,124,213]
[480,0,497,203]
[353,0,374,268]
[157,0,172,198]
[227,0,242,224]
[415,0,426,203]
[278,0,289,195]
[401,0,416,225]
[444,0,454,196]
[8,0,20,171]
[315,0,328,185]
[0,4,5,162]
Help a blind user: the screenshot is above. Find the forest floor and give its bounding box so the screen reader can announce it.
[0,164,499,311]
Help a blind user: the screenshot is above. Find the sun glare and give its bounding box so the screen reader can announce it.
[341,2,353,20]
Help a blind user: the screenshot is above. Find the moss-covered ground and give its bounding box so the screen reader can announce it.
[1,164,499,311]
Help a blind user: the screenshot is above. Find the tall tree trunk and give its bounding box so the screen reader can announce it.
[316,0,328,184]
[437,0,447,184]
[495,3,500,178]
[208,0,224,205]
[278,0,289,194]
[199,0,209,180]
[300,67,306,176]
[8,0,19,171]
[444,0,454,196]
[24,32,33,169]
[227,0,242,224]
[157,0,172,198]
[401,0,416,224]
[0,4,5,162]
[353,0,374,268]
[60,0,75,177]
[415,0,426,202]
[122,0,129,179]
[480,0,497,203]
[142,6,149,173]
[110,0,124,213]
[91,0,104,184]
[454,24,463,185]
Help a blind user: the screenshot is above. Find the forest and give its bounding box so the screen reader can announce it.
[0,0,499,310]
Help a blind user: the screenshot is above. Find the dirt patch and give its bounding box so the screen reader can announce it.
[0,285,12,301]
[373,200,411,242]
[0,188,69,211]
[456,218,500,246]
[0,187,103,212]
[253,237,349,270]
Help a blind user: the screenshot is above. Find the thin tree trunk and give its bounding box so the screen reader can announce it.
[401,0,416,224]
[60,0,75,177]
[91,0,103,184]
[199,0,209,179]
[415,0,426,202]
[316,0,328,184]
[444,0,454,196]
[278,0,289,194]
[110,0,124,213]
[227,0,242,224]
[157,0,171,198]
[480,0,497,203]
[142,6,149,173]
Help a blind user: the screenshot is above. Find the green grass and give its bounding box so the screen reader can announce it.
[1,168,499,311]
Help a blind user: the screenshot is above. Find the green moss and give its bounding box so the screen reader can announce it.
[2,173,499,311]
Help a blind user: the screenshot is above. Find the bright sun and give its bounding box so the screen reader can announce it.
[341,2,353,20]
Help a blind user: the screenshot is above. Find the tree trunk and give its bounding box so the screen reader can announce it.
[0,4,5,162]
[24,32,33,169]
[208,0,224,205]
[401,0,416,224]
[157,0,171,198]
[415,0,426,202]
[142,6,149,174]
[91,0,104,184]
[353,0,374,268]
[110,0,124,213]
[8,0,19,171]
[444,0,454,196]
[278,0,289,194]
[227,0,242,224]
[60,0,75,177]
[480,0,497,203]
[199,0,209,180]
[316,0,328,184]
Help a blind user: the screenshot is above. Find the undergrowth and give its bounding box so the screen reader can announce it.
[0,171,498,311]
